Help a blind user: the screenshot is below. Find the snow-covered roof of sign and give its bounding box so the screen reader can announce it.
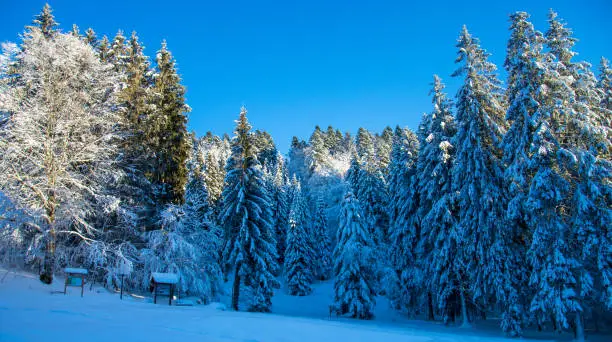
[64,267,88,275]
[151,272,179,284]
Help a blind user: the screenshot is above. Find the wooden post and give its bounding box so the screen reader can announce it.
[80,275,84,297]
[120,274,124,300]
[154,283,157,304]
[169,284,173,306]
[64,278,67,295]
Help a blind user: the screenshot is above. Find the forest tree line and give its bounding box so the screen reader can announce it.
[0,4,610,340]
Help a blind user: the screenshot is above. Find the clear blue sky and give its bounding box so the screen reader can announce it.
[2,1,611,154]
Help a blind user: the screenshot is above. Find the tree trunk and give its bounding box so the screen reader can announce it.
[427,291,435,321]
[231,266,241,311]
[460,288,471,328]
[575,312,585,342]
[39,223,55,284]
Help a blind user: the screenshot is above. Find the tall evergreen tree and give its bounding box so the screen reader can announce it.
[414,77,459,323]
[452,26,522,332]
[285,183,314,295]
[152,41,190,205]
[308,125,329,170]
[312,198,332,280]
[220,107,279,312]
[332,192,377,319]
[356,128,376,164]
[97,35,111,63]
[272,159,290,266]
[387,126,422,315]
[377,126,394,174]
[27,4,58,39]
[84,28,97,48]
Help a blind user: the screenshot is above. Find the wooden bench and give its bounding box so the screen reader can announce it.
[64,268,88,297]
[150,272,178,305]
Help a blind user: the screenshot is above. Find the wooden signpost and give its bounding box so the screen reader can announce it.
[64,268,88,297]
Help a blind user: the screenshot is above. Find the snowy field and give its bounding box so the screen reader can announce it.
[0,270,608,342]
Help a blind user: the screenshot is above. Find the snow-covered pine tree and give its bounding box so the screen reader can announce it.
[312,197,332,280]
[272,158,290,266]
[26,4,57,39]
[84,28,97,48]
[108,30,129,75]
[70,24,81,38]
[356,128,376,164]
[414,76,459,323]
[114,31,157,230]
[285,183,314,295]
[220,107,279,312]
[501,13,551,334]
[97,35,111,63]
[376,126,394,175]
[308,125,330,171]
[203,150,225,207]
[0,28,121,284]
[543,12,612,339]
[356,165,389,244]
[333,192,377,319]
[387,126,422,316]
[452,26,524,332]
[151,41,191,205]
[388,126,419,232]
[345,155,361,195]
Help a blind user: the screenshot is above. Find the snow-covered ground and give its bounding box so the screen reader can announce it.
[0,269,608,342]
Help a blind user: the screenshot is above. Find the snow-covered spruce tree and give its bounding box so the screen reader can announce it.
[416,76,458,322]
[0,28,121,284]
[542,12,612,339]
[308,125,330,171]
[345,156,362,195]
[408,76,457,322]
[108,30,129,75]
[26,3,57,39]
[387,126,423,316]
[501,15,549,329]
[203,150,225,206]
[285,183,315,295]
[357,165,389,244]
[452,26,525,332]
[376,126,394,175]
[333,191,377,319]
[287,136,309,182]
[84,27,97,48]
[97,35,111,63]
[220,107,279,312]
[388,126,419,233]
[272,158,290,266]
[312,197,332,280]
[150,41,190,205]
[356,128,376,165]
[111,31,158,231]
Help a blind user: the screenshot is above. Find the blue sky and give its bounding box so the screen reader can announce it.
[2,1,611,154]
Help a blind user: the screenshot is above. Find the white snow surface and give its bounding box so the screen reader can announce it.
[151,272,179,284]
[0,270,606,342]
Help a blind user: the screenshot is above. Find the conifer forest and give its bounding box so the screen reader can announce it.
[0,4,610,341]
